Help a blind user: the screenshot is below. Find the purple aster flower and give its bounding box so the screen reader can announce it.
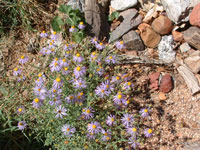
[126,127,137,137]
[19,55,28,64]
[18,121,27,130]
[128,137,140,149]
[121,113,134,127]
[13,67,22,76]
[61,124,76,136]
[74,66,86,78]
[48,40,56,49]
[40,47,51,56]
[65,94,75,104]
[55,105,67,119]
[50,48,56,55]
[139,108,150,118]
[75,92,85,104]
[113,92,125,105]
[115,41,125,50]
[90,37,98,45]
[73,53,84,63]
[123,81,134,90]
[144,128,153,138]
[63,44,72,51]
[82,107,94,119]
[73,78,87,89]
[95,85,109,98]
[121,73,132,82]
[89,51,98,62]
[52,77,63,89]
[49,96,62,106]
[33,86,47,99]
[78,22,86,29]
[87,121,102,134]
[37,73,46,79]
[50,32,59,41]
[17,76,26,82]
[49,87,62,97]
[64,50,72,58]
[105,55,116,64]
[96,42,105,50]
[62,67,70,75]
[106,115,116,126]
[122,99,131,106]
[59,58,69,67]
[40,30,48,38]
[111,76,121,84]
[101,129,111,141]
[86,132,96,140]
[96,66,104,76]
[49,58,61,72]
[35,78,44,87]
[101,80,114,92]
[16,106,25,114]
[69,26,77,32]
[32,98,43,109]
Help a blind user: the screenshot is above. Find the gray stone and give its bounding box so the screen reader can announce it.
[84,0,110,40]
[184,51,200,73]
[67,0,85,12]
[122,30,145,51]
[111,0,138,11]
[180,42,191,53]
[183,26,200,50]
[182,141,200,150]
[161,0,193,24]
[158,35,176,63]
[109,9,142,43]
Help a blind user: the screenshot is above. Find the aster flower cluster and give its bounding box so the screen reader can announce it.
[12,23,155,149]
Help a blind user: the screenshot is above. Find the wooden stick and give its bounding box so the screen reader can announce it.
[116,54,169,65]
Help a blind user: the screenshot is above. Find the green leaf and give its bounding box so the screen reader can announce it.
[65,17,74,26]
[72,32,85,43]
[108,11,120,21]
[51,16,64,32]
[58,5,72,14]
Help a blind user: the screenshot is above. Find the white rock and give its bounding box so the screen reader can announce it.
[111,0,138,11]
[161,0,191,24]
[180,42,191,53]
[143,5,163,23]
[190,0,200,7]
[158,35,176,63]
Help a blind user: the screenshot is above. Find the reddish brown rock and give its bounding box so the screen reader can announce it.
[159,74,173,93]
[172,31,184,42]
[189,3,200,27]
[139,24,161,48]
[151,15,173,35]
[149,72,160,91]
[138,23,151,33]
[159,92,167,100]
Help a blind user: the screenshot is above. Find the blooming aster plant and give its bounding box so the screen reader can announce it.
[8,22,154,150]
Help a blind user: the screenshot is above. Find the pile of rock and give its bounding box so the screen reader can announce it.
[67,0,200,95]
[108,0,200,95]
